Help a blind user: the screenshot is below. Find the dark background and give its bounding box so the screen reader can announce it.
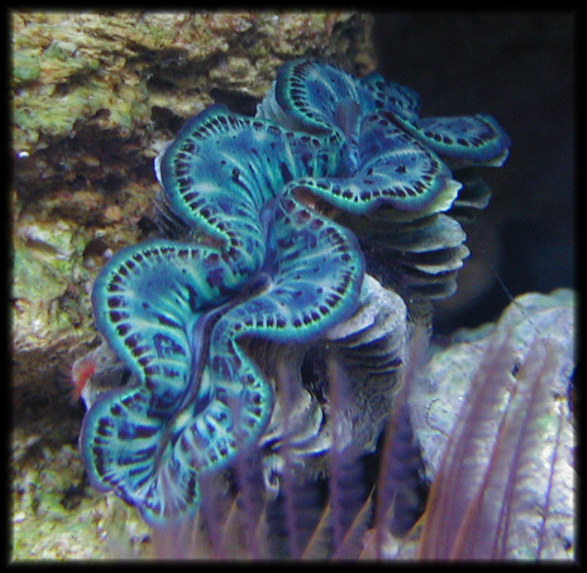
[371,13,574,333]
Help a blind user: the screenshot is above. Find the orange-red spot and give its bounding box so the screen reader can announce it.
[71,354,97,403]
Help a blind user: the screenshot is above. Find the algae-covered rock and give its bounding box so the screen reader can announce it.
[12,440,152,560]
[410,288,575,479]
[408,289,576,560]
[12,12,375,156]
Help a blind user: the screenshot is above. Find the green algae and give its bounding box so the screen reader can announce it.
[12,220,91,345]
[13,50,41,82]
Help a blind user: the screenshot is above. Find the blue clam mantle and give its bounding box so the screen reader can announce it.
[78,59,511,525]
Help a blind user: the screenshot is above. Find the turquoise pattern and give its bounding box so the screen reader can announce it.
[79,58,511,525]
